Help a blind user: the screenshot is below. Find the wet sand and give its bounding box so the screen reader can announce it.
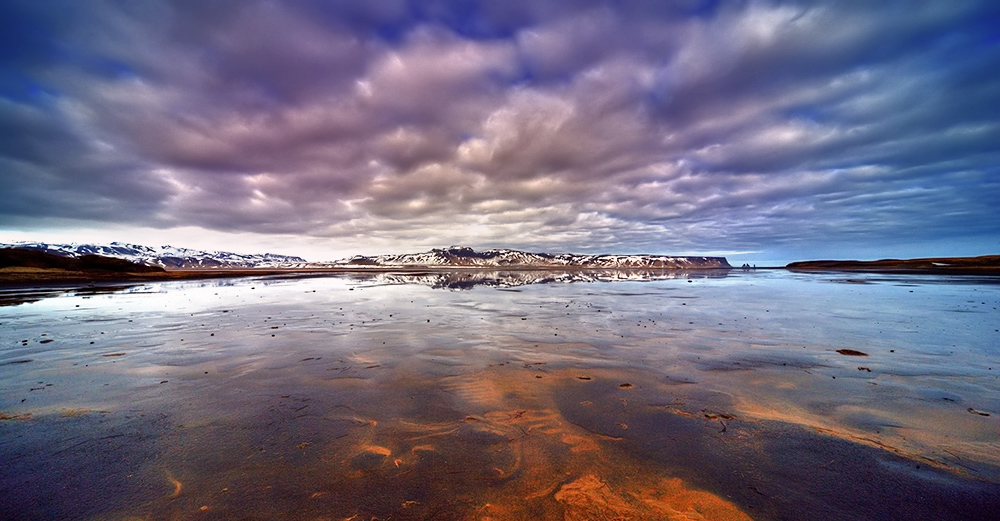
[1,271,998,520]
[2,362,997,521]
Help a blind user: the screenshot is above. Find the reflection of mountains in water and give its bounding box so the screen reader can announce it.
[346,268,731,290]
[0,284,142,307]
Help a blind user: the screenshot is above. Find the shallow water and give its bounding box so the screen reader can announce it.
[1,269,998,520]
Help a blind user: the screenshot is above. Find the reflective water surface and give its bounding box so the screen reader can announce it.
[1,270,998,520]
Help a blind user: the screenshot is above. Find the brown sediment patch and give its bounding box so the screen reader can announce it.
[725,370,1000,480]
[642,477,754,521]
[836,349,869,356]
[666,407,699,418]
[166,473,182,499]
[0,411,32,421]
[60,408,97,417]
[440,373,509,412]
[560,433,600,453]
[702,409,735,420]
[318,365,754,519]
[358,444,391,456]
[554,474,634,519]
[555,474,752,521]
[103,352,127,357]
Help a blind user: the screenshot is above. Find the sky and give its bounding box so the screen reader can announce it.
[1,1,999,265]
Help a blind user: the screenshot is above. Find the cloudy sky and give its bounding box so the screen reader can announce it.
[1,1,998,264]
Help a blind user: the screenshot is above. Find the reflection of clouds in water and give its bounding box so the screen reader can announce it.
[2,271,999,519]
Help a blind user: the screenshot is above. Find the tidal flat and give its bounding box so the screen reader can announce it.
[1,269,998,520]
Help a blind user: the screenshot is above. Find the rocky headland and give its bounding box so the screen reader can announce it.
[786,255,1000,274]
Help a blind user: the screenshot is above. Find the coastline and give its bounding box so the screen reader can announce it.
[786,255,1000,275]
[3,250,999,291]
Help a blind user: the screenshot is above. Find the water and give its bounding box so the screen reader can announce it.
[1,269,998,520]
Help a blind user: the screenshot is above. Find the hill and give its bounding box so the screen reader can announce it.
[786,255,1000,274]
[0,242,308,269]
[0,248,165,273]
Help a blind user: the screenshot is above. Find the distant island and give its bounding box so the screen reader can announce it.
[786,255,1000,274]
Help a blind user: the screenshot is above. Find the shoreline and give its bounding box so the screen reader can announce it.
[0,266,738,288]
[3,252,1000,288]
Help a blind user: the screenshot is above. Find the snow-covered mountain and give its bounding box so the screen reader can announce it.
[1,243,731,270]
[0,242,308,269]
[339,246,731,269]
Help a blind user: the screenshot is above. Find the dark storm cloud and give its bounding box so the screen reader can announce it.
[1,0,998,259]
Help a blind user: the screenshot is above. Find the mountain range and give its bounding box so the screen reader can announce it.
[0,242,731,270]
[0,242,308,269]
[342,246,731,269]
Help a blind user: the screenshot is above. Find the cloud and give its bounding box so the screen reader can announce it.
[1,0,998,260]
